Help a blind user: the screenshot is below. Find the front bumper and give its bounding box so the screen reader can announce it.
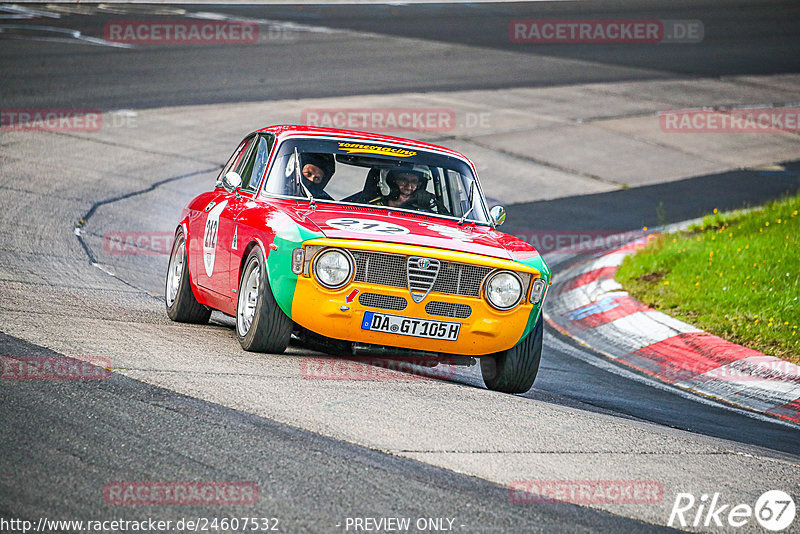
[290,239,543,355]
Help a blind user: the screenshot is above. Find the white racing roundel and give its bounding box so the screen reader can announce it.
[203,200,228,277]
[326,218,410,235]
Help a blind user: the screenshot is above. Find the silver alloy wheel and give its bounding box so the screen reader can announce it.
[237,260,260,335]
[166,239,185,307]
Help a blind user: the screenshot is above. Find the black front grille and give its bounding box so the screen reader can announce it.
[425,301,472,319]
[350,250,491,298]
[358,292,407,311]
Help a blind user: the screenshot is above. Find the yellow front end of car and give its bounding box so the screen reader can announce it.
[290,239,541,356]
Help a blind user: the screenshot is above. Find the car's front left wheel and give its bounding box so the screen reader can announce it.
[236,248,293,353]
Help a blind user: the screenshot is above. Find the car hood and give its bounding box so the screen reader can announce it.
[299,205,516,260]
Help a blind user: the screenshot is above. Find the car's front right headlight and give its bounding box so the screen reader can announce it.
[313,248,353,289]
[484,270,523,310]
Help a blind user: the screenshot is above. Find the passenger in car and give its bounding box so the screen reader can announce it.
[369,169,448,214]
[369,170,421,208]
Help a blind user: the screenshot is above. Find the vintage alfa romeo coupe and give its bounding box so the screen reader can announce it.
[165,125,550,393]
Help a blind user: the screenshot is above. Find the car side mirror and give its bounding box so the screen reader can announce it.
[490,205,506,226]
[221,171,243,194]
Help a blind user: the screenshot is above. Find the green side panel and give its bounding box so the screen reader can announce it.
[515,253,552,341]
[266,223,322,319]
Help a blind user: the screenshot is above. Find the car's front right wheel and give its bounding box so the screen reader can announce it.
[480,313,543,394]
[236,248,293,353]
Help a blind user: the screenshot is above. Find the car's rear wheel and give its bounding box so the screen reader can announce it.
[236,248,293,353]
[165,229,211,324]
[480,314,543,394]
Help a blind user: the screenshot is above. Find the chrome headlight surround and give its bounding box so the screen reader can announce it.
[312,248,354,289]
[484,270,524,311]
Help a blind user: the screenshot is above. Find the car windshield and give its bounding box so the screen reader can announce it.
[261,136,490,224]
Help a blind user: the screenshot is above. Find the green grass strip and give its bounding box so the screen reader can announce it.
[616,193,800,364]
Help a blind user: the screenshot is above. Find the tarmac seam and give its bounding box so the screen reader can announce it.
[34,128,222,166]
[72,166,220,295]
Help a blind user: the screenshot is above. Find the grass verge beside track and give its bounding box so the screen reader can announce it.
[617,194,800,364]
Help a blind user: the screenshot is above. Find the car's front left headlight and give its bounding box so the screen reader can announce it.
[484,270,524,310]
[313,248,353,289]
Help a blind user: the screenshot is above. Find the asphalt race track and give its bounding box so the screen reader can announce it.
[1,2,799,533]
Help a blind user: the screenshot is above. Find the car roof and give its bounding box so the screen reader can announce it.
[257,124,470,161]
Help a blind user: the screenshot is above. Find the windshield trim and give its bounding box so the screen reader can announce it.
[258,134,492,225]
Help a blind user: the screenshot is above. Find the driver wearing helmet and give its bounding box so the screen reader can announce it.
[297,153,335,200]
[369,168,447,214]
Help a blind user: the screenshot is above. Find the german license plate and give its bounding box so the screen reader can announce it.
[361,311,460,341]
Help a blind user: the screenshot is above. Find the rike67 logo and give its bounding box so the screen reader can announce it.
[669,490,795,531]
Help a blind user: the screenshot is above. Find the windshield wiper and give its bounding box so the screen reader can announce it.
[457,181,476,226]
[294,147,316,210]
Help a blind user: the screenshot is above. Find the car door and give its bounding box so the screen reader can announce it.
[217,133,275,297]
[190,135,256,296]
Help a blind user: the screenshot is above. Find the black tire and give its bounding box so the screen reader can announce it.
[236,248,293,353]
[165,229,211,324]
[481,314,543,394]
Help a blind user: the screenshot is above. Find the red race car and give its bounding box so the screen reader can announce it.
[166,125,550,393]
